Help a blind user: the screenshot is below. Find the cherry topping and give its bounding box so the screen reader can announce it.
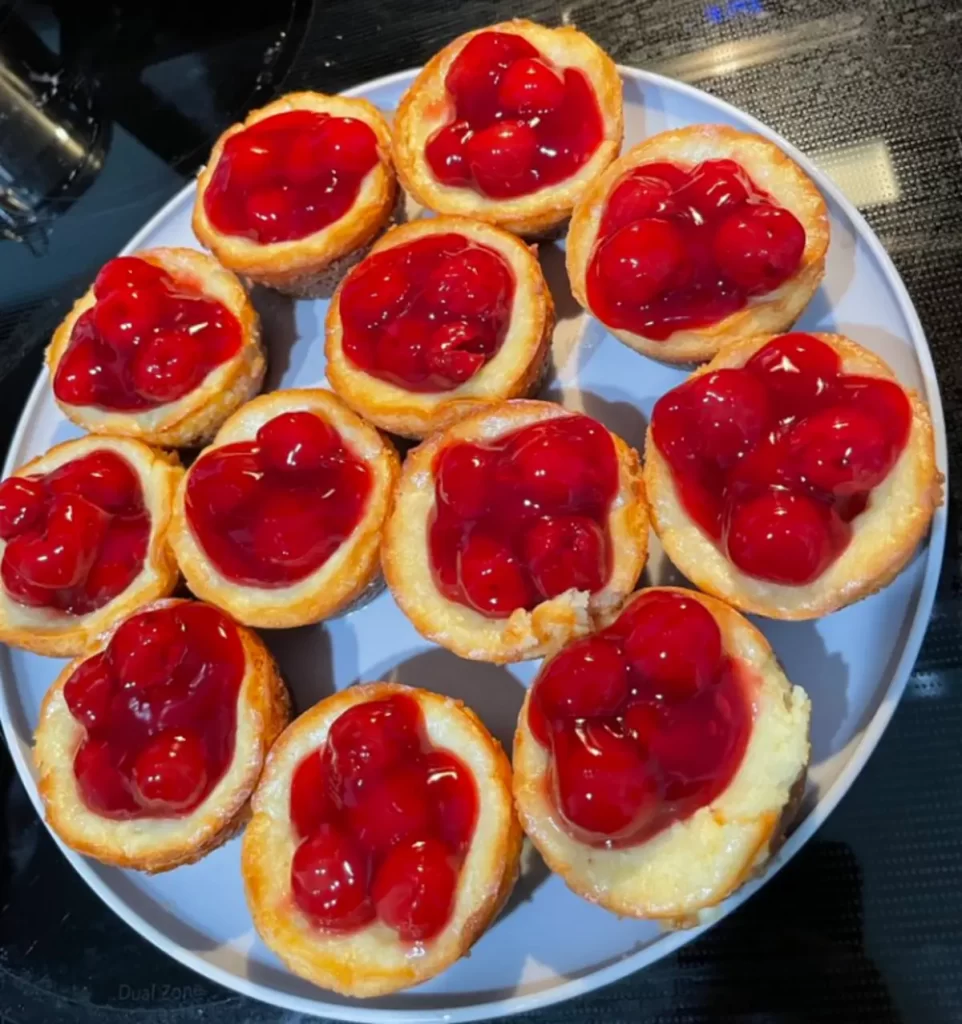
[131,730,208,811]
[63,603,245,819]
[372,838,457,942]
[651,334,912,586]
[204,110,379,244]
[291,824,376,931]
[426,30,604,199]
[184,411,372,588]
[587,160,807,340]
[530,590,753,846]
[0,456,149,615]
[339,233,515,393]
[53,256,242,412]
[287,693,478,942]
[429,415,618,620]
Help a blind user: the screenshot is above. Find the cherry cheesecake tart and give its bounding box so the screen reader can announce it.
[382,400,648,663]
[170,389,400,629]
[194,92,396,297]
[644,332,942,619]
[392,20,623,237]
[0,436,182,656]
[47,249,265,448]
[242,682,521,996]
[326,216,555,438]
[514,587,811,921]
[567,125,829,362]
[34,599,290,872]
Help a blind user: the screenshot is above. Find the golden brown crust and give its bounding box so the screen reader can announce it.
[193,92,397,296]
[242,681,522,997]
[567,125,830,363]
[33,598,291,873]
[169,389,400,629]
[644,333,944,619]
[381,399,648,663]
[325,216,555,439]
[392,20,623,238]
[512,586,812,920]
[0,436,183,657]
[46,247,265,448]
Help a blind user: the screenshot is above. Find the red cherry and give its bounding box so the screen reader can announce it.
[9,495,107,589]
[347,770,432,857]
[291,824,375,931]
[187,444,262,519]
[422,751,478,856]
[326,696,421,806]
[74,738,139,817]
[46,451,141,514]
[341,257,412,329]
[552,721,660,838]
[435,443,494,519]
[109,609,188,689]
[131,730,208,812]
[0,477,47,540]
[53,330,104,406]
[245,186,294,243]
[682,369,773,468]
[0,554,50,607]
[623,701,661,748]
[421,247,511,319]
[466,121,538,198]
[632,161,691,190]
[457,532,535,617]
[248,493,327,567]
[79,515,147,609]
[726,489,842,585]
[318,116,378,176]
[673,159,750,219]
[837,375,912,448]
[131,329,203,402]
[600,173,674,235]
[224,132,276,186]
[444,31,539,102]
[534,636,629,723]
[425,121,474,187]
[375,318,428,385]
[593,219,689,307]
[522,515,607,598]
[786,406,895,495]
[745,333,841,412]
[63,655,116,732]
[92,286,162,349]
[372,837,456,942]
[497,57,565,114]
[424,322,488,385]
[256,412,340,475]
[93,256,170,299]
[713,204,806,294]
[290,750,334,839]
[622,592,723,699]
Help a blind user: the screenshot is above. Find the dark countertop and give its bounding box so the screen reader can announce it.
[0,1,960,1021]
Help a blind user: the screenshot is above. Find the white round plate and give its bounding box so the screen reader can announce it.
[0,66,947,1023]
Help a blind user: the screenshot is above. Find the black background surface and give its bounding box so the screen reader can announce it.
[0,1,960,1021]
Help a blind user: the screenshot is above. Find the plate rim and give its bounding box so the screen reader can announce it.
[0,62,948,1024]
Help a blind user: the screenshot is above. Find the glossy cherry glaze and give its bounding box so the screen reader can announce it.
[425,31,604,199]
[529,590,752,846]
[651,333,912,585]
[0,451,150,615]
[288,694,478,942]
[428,414,619,618]
[203,110,379,244]
[64,602,245,818]
[586,159,807,340]
[339,233,516,392]
[53,256,242,412]
[185,411,372,588]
